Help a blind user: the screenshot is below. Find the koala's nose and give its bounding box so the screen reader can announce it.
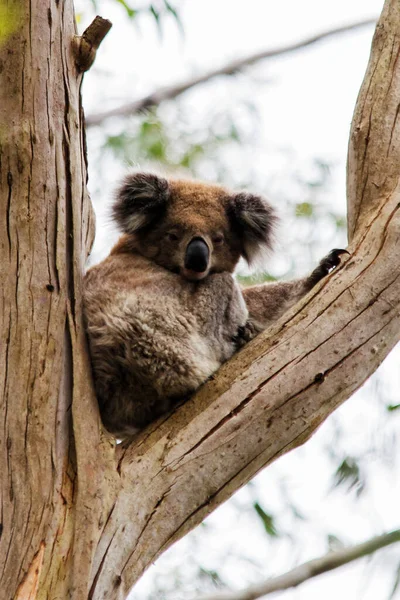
[184,237,209,273]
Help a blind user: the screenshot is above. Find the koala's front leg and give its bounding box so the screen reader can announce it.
[192,272,248,358]
[303,248,349,292]
[233,321,262,348]
[241,248,348,334]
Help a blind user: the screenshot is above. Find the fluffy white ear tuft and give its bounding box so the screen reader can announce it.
[227,192,278,266]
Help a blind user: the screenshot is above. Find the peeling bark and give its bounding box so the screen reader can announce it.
[0,1,399,599]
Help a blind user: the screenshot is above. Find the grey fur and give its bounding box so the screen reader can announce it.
[84,260,247,437]
[84,174,345,438]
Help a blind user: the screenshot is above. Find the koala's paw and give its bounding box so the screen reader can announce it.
[307,248,349,290]
[233,320,262,349]
[320,248,349,271]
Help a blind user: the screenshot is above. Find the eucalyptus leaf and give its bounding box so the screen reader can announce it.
[115,0,137,19]
[296,201,313,217]
[333,457,365,497]
[253,502,278,537]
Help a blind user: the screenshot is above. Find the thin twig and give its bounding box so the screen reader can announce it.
[86,18,376,126]
[196,529,400,600]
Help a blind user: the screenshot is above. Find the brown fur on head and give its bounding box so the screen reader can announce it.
[112,172,277,280]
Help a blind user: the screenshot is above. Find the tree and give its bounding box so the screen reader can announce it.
[0,1,399,599]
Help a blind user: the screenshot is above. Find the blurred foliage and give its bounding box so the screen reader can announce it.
[102,106,245,174]
[115,0,137,19]
[327,534,345,552]
[253,502,279,537]
[296,201,314,217]
[198,567,224,589]
[237,272,277,286]
[85,0,183,36]
[332,457,365,497]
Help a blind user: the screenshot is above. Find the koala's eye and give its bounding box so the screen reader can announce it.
[213,234,224,246]
[166,232,179,242]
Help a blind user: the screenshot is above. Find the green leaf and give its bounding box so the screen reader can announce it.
[149,5,163,37]
[229,122,241,142]
[179,144,205,168]
[333,215,347,229]
[147,140,166,160]
[253,502,278,537]
[295,201,313,217]
[163,0,184,35]
[333,457,365,496]
[115,0,137,19]
[198,567,224,587]
[104,133,129,153]
[387,403,400,412]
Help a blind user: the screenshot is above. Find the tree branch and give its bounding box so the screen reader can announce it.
[89,191,400,598]
[1,1,398,598]
[74,16,112,73]
[85,18,376,127]
[85,3,400,595]
[347,3,400,240]
[196,529,400,600]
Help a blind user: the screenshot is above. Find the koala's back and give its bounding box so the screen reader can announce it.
[84,250,247,437]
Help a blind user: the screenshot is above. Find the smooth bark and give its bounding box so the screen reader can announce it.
[0,1,399,600]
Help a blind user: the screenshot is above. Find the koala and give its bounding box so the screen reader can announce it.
[84,173,345,438]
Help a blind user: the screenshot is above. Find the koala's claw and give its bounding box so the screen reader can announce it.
[321,248,349,272]
[307,248,349,290]
[233,320,262,348]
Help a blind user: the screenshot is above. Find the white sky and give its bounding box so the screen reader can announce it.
[77,0,400,598]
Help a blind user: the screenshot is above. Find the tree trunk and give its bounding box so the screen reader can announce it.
[0,1,399,599]
[0,2,116,598]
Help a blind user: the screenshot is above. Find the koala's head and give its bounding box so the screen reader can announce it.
[112,172,277,281]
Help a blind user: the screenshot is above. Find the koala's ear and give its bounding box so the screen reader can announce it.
[227,192,278,265]
[113,172,170,234]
